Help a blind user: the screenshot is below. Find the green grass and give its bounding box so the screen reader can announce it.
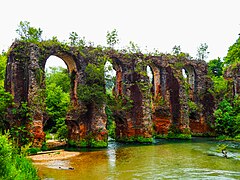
[116,136,153,143]
[216,135,240,142]
[155,133,192,140]
[0,133,39,179]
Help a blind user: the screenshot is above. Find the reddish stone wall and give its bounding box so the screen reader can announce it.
[5,41,216,147]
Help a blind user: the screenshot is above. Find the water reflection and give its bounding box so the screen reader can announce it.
[34,139,240,179]
[107,149,116,168]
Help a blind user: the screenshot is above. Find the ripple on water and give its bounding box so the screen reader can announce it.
[180,168,240,179]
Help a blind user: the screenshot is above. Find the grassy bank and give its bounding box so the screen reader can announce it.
[0,133,39,180]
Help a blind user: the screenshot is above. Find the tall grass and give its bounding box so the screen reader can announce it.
[0,133,39,180]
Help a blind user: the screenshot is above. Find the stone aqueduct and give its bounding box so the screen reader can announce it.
[5,41,216,147]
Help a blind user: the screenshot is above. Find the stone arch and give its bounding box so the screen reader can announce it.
[4,41,215,145]
[5,41,108,147]
[42,53,78,73]
[41,53,79,107]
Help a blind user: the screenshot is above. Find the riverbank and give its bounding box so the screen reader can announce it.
[29,149,80,161]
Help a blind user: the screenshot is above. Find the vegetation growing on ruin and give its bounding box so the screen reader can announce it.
[0,21,239,155]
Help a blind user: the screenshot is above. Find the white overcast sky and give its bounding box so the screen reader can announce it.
[0,0,239,66]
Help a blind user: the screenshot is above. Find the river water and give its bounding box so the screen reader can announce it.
[35,138,240,180]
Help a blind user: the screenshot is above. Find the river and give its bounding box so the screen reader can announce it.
[34,138,240,179]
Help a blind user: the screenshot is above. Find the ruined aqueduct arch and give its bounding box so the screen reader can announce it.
[5,41,215,147]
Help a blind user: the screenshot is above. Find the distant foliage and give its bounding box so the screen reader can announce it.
[78,63,106,105]
[224,36,240,66]
[46,67,70,93]
[16,21,42,42]
[45,67,70,139]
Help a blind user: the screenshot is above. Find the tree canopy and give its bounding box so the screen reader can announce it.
[224,36,240,66]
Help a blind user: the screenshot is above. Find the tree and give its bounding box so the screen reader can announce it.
[0,88,13,130]
[208,58,224,77]
[224,36,240,66]
[127,41,141,53]
[45,83,69,135]
[45,66,70,139]
[0,53,13,130]
[0,53,7,88]
[16,21,42,42]
[78,63,106,105]
[172,45,181,56]
[69,31,86,47]
[196,43,209,60]
[106,29,119,48]
[45,67,70,93]
[214,97,240,137]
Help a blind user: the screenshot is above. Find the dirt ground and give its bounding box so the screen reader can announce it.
[29,150,80,161]
[28,140,80,161]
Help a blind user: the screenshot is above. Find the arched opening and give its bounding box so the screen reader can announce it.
[182,65,196,101]
[182,69,188,79]
[147,65,154,96]
[182,66,198,121]
[105,61,116,94]
[44,55,71,141]
[147,65,161,100]
[104,60,116,139]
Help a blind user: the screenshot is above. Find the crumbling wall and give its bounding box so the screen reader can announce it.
[5,41,215,147]
[5,41,108,147]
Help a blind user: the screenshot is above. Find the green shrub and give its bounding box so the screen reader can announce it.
[116,136,153,143]
[0,87,13,130]
[0,133,39,179]
[214,97,240,137]
[27,147,41,155]
[105,105,116,139]
[68,139,107,148]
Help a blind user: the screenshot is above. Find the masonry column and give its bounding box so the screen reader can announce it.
[114,58,153,143]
